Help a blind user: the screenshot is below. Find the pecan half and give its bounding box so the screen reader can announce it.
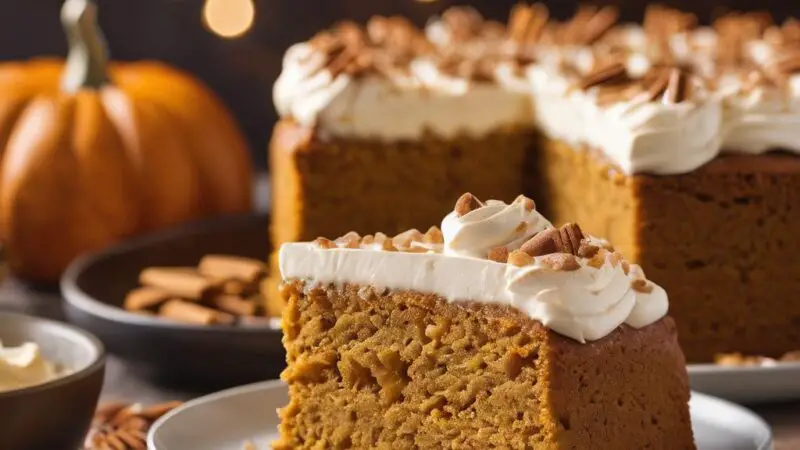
[454,193,484,217]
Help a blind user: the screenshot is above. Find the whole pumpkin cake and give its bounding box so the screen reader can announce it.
[276,193,694,449]
[269,4,800,362]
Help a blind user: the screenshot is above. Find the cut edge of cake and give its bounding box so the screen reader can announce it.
[276,193,694,449]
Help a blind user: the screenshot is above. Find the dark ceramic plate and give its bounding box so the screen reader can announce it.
[61,213,284,390]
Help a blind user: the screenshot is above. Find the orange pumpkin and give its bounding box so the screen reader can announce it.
[0,0,253,282]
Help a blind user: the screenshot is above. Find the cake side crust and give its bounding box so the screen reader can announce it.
[548,317,694,449]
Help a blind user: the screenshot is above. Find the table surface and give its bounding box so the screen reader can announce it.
[1,277,798,449]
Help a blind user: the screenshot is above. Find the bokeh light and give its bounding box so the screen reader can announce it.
[203,0,255,39]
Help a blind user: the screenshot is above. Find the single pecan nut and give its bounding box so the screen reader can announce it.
[559,223,585,255]
[520,228,562,257]
[454,193,484,217]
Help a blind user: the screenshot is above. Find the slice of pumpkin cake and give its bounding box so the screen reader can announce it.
[276,193,694,450]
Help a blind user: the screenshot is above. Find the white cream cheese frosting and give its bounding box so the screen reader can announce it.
[0,341,59,393]
[280,196,668,343]
[526,57,724,174]
[273,10,800,174]
[714,40,800,154]
[442,198,551,258]
[273,43,531,141]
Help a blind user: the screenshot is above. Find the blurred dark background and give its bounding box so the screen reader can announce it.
[0,0,794,168]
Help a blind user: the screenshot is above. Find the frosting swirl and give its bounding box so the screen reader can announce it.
[506,251,667,342]
[280,195,669,343]
[442,198,551,258]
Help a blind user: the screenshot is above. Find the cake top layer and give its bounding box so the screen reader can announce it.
[273,4,800,175]
[280,193,668,343]
[272,11,535,141]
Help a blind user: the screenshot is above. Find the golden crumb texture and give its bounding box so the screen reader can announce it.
[275,281,694,450]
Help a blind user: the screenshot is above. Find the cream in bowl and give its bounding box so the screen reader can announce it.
[0,340,62,393]
[0,313,105,450]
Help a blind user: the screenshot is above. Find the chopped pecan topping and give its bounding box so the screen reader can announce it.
[441,6,485,42]
[540,253,581,271]
[714,10,773,38]
[642,4,696,62]
[770,50,800,74]
[392,229,424,249]
[643,4,697,38]
[436,6,506,44]
[454,193,484,217]
[508,3,549,43]
[738,68,770,93]
[508,250,534,267]
[335,231,362,249]
[595,82,645,107]
[714,11,773,65]
[513,194,536,212]
[596,64,697,106]
[783,18,800,43]
[371,232,397,251]
[578,5,620,46]
[762,48,800,86]
[423,226,444,244]
[404,246,429,254]
[308,17,432,79]
[437,51,499,82]
[586,249,609,269]
[620,260,631,275]
[639,66,673,101]
[368,15,432,59]
[576,59,628,90]
[314,237,337,249]
[429,7,515,82]
[488,246,510,263]
[606,251,625,268]
[765,18,800,48]
[663,67,693,103]
[628,264,654,293]
[577,240,600,258]
[552,5,619,46]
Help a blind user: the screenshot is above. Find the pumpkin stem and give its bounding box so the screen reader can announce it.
[61,0,109,92]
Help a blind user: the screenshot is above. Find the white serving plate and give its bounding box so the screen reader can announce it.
[689,362,800,404]
[148,380,773,450]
